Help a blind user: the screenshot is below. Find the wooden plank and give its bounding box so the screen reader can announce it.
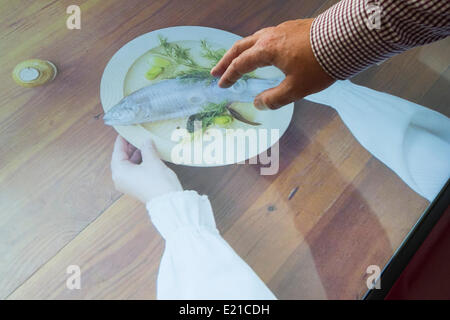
[8,196,162,299]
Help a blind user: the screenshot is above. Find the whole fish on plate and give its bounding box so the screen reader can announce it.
[103,77,282,126]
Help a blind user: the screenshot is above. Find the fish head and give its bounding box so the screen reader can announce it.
[103,98,146,126]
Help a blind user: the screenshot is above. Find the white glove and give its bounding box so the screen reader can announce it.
[110,135,182,203]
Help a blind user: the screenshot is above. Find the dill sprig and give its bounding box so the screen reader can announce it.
[158,35,216,82]
[200,40,226,66]
[158,35,198,67]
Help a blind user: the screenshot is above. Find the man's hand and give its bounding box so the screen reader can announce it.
[111,135,182,203]
[211,19,335,110]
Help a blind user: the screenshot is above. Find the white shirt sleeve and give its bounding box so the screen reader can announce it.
[146,190,276,300]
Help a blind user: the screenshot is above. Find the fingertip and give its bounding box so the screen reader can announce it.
[255,78,295,110]
[253,97,269,111]
[130,149,142,164]
[211,66,224,77]
[218,78,233,88]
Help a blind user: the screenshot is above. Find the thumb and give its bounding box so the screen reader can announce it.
[254,77,296,110]
[140,139,161,163]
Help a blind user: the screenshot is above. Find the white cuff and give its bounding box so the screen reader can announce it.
[146,190,219,240]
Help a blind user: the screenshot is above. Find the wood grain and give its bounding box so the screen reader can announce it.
[1,0,447,299]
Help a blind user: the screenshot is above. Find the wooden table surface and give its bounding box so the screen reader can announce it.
[1,0,449,300]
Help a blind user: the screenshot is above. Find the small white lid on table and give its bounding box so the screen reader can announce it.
[19,67,40,82]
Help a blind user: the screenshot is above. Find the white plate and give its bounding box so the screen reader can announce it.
[100,26,294,167]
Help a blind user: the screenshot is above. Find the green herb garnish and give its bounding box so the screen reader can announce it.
[200,40,226,66]
[158,35,198,67]
[186,101,229,133]
[155,36,259,83]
